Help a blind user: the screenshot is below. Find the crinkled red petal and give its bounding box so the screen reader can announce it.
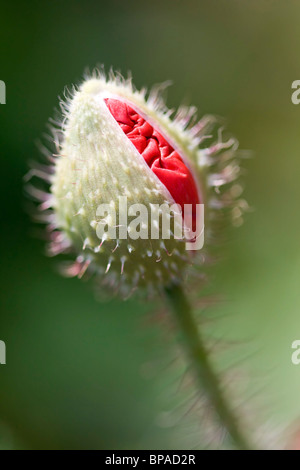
[105,98,200,229]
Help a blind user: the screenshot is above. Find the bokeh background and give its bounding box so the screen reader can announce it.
[1,0,300,449]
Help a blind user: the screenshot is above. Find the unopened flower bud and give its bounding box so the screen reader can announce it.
[30,69,243,297]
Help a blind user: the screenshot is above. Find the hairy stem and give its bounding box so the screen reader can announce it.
[164,282,253,450]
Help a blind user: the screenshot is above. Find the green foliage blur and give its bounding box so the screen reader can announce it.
[1,0,300,449]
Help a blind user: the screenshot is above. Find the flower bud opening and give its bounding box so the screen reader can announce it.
[105,98,201,232]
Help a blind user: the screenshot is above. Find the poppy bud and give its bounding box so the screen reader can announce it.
[31,69,243,297]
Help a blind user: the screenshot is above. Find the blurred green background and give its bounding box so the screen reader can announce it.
[1,0,300,449]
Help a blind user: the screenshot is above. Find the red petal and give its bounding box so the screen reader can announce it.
[105,98,200,230]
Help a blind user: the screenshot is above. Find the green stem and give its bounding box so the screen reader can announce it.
[164,282,253,450]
